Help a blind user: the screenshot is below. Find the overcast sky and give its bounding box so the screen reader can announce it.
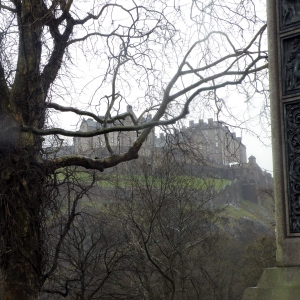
[50,1,273,174]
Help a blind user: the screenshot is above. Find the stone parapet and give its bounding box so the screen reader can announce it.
[242,267,300,300]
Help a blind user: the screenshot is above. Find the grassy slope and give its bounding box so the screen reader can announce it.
[218,197,275,245]
[57,168,274,236]
[57,170,231,190]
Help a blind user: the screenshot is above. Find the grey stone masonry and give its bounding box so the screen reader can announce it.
[242,1,300,298]
[270,0,300,261]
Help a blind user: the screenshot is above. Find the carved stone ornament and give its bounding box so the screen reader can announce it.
[280,0,300,30]
[284,101,300,233]
[282,35,300,95]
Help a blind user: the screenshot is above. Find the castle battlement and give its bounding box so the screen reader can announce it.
[154,119,247,166]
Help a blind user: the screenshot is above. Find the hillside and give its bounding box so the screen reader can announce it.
[54,166,276,300]
[220,198,275,241]
[209,197,276,300]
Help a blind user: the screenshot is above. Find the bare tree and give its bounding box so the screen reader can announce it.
[0,0,267,298]
[39,142,225,300]
[108,150,223,300]
[42,212,132,300]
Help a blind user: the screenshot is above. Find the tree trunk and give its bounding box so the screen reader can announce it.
[0,143,45,299]
[0,1,47,298]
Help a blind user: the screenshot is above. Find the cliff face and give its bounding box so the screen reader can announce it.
[209,197,276,300]
[219,197,275,240]
[176,157,274,205]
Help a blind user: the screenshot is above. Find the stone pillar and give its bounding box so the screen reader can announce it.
[242,1,300,299]
[267,0,300,266]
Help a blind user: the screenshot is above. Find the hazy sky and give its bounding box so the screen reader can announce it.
[50,1,273,173]
[244,133,273,173]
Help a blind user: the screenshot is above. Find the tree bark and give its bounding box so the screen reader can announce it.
[0,1,47,298]
[0,149,45,299]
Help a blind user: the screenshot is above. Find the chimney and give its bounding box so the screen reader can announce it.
[248,155,256,165]
[127,105,133,112]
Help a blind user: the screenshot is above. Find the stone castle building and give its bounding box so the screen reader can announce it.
[73,105,155,158]
[74,109,247,166]
[69,111,273,205]
[155,118,247,166]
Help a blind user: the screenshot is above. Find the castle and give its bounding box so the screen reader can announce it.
[69,107,273,204]
[73,106,247,166]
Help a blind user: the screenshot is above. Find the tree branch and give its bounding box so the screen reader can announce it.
[0,61,10,109]
[41,16,74,95]
[67,31,132,46]
[43,178,95,281]
[136,105,159,123]
[21,119,177,137]
[169,59,268,101]
[138,223,176,299]
[0,4,16,12]
[171,63,268,122]
[67,26,158,45]
[165,25,267,98]
[47,102,137,124]
[42,279,78,297]
[45,144,141,172]
[71,3,152,25]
